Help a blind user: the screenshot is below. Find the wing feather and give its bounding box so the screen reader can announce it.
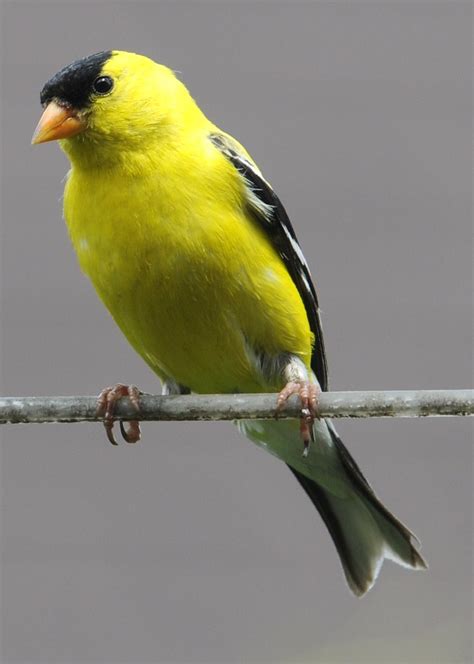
[209,132,328,391]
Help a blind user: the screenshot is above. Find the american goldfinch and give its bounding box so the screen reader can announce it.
[33,50,426,596]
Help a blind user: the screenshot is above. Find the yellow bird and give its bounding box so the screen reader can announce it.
[33,50,426,596]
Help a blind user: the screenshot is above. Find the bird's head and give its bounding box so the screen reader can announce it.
[33,50,203,167]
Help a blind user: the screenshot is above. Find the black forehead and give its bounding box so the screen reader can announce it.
[40,51,113,107]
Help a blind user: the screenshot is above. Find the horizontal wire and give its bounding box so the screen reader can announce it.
[0,389,472,425]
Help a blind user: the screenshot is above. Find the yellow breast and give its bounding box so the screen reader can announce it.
[63,139,312,393]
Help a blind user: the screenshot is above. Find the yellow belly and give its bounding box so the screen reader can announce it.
[64,168,312,394]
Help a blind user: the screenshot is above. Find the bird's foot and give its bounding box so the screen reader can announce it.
[96,383,142,445]
[276,381,321,457]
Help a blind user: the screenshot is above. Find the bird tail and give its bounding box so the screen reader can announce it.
[238,418,427,596]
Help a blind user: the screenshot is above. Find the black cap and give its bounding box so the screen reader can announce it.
[40,51,113,108]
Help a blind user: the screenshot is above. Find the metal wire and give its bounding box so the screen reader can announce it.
[0,389,472,425]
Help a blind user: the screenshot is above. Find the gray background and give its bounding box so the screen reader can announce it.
[1,1,472,662]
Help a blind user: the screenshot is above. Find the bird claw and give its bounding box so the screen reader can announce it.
[119,419,141,444]
[96,383,142,445]
[276,380,321,456]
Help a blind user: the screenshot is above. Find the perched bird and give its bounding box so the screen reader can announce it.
[33,50,426,595]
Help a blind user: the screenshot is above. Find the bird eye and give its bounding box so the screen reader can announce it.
[92,76,114,95]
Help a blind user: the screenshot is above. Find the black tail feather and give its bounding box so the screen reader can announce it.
[288,426,427,596]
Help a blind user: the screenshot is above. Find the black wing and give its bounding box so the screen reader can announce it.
[209,132,328,391]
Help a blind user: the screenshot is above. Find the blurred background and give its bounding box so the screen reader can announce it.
[1,1,472,662]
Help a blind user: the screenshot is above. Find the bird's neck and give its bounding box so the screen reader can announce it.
[61,107,210,175]
[60,130,171,175]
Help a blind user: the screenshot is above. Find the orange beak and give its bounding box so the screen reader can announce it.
[31,101,86,144]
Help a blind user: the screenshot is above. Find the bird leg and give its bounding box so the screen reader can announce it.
[275,358,321,457]
[96,383,142,445]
